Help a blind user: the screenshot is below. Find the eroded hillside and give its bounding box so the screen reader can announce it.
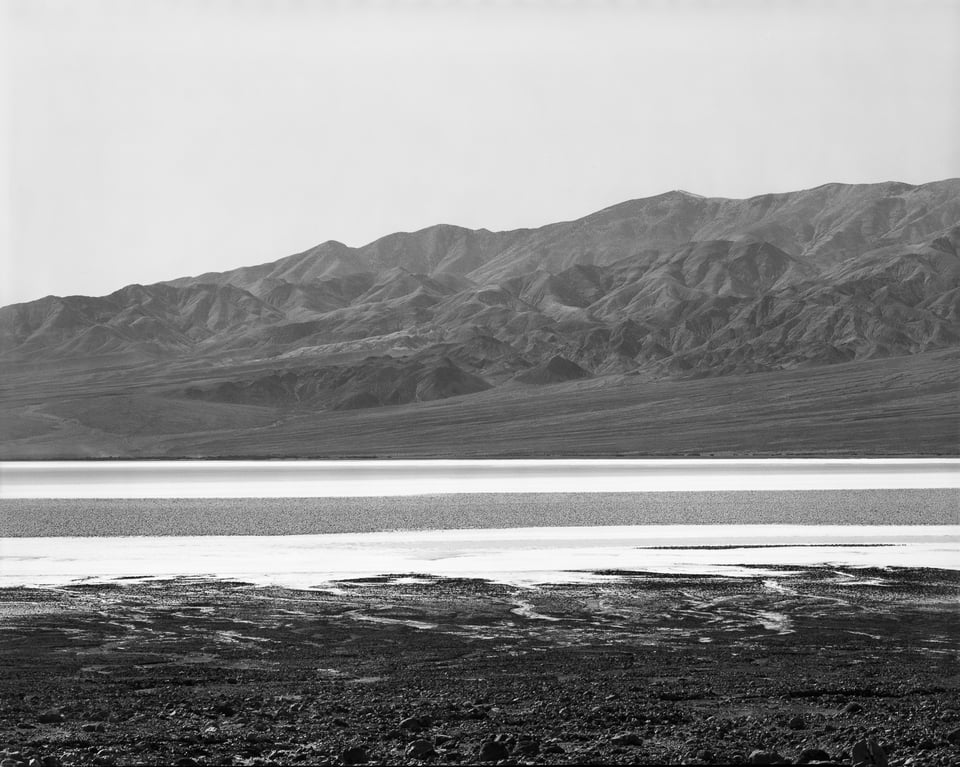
[2,180,958,456]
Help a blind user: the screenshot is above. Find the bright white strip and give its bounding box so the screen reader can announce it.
[1,459,957,498]
[2,525,957,588]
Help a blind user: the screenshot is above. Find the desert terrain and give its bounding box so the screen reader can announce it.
[1,567,958,766]
[2,180,958,458]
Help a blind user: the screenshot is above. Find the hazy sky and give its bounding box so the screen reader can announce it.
[3,0,959,306]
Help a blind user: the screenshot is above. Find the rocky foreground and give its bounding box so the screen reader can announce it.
[1,567,958,766]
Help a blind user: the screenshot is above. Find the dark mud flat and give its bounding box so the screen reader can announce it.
[1,568,958,766]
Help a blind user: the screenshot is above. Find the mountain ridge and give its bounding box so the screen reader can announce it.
[2,179,958,431]
[149,178,958,292]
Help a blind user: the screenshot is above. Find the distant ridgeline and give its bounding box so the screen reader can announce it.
[1,180,958,457]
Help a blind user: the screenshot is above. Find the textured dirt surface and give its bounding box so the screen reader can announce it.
[2,349,958,459]
[1,567,958,765]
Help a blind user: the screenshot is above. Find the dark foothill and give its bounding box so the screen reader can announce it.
[81,723,106,733]
[36,710,64,724]
[341,745,369,764]
[842,702,864,714]
[611,732,643,746]
[41,756,62,767]
[948,727,960,746]
[212,702,236,717]
[543,743,566,755]
[797,748,832,764]
[787,714,806,730]
[173,759,199,767]
[477,739,511,762]
[404,739,436,760]
[916,738,935,751]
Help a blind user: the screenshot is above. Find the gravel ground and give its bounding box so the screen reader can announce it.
[1,566,958,766]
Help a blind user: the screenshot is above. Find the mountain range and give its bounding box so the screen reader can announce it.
[1,179,958,457]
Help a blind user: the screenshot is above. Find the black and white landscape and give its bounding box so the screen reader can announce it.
[2,179,959,458]
[2,2,959,766]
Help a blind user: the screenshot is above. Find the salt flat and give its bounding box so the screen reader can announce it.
[4,524,957,588]
[2,458,957,498]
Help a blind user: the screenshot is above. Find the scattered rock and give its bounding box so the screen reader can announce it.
[748,750,785,764]
[477,739,510,762]
[341,745,369,765]
[798,748,832,763]
[404,740,436,760]
[851,739,887,767]
[514,737,540,756]
[399,715,427,731]
[212,703,236,717]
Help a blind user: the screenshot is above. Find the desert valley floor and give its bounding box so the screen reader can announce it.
[1,567,958,766]
[1,349,957,459]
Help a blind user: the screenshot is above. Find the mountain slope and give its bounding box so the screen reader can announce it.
[1,179,958,443]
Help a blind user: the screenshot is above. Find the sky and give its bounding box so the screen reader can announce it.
[2,0,959,306]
